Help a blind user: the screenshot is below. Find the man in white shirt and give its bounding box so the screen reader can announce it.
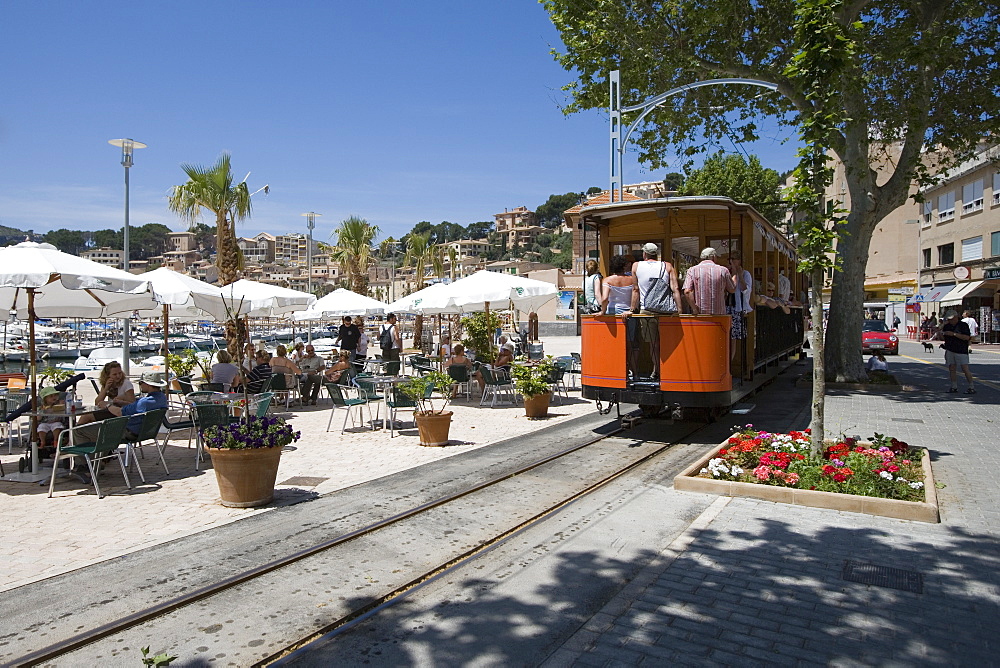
[962,310,980,342]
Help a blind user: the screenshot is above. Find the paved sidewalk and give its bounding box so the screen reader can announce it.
[546,339,1000,666]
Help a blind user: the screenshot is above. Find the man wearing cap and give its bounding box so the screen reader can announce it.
[683,247,736,316]
[631,243,683,313]
[75,372,169,442]
[939,310,975,393]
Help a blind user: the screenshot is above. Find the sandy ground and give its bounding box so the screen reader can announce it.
[0,337,587,592]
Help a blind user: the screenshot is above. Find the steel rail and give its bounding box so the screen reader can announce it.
[10,421,645,667]
[261,422,705,666]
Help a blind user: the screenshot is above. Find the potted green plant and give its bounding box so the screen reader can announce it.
[165,348,199,388]
[510,357,555,418]
[398,370,453,446]
[201,415,301,507]
[460,311,502,363]
[39,366,73,387]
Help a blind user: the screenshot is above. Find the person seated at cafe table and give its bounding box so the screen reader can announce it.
[36,386,68,457]
[297,344,325,406]
[77,361,136,426]
[323,351,353,385]
[210,350,242,392]
[245,351,273,394]
[270,344,301,379]
[444,344,481,396]
[494,345,515,369]
[74,372,169,443]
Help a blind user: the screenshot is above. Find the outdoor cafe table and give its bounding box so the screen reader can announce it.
[365,375,405,430]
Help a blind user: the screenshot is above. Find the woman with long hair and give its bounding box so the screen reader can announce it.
[78,361,136,425]
[601,255,636,315]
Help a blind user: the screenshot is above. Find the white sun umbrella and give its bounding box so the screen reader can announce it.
[138,267,246,322]
[293,288,387,321]
[386,282,459,314]
[219,279,316,317]
[423,270,557,313]
[0,242,153,481]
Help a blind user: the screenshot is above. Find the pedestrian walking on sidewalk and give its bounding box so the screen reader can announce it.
[939,309,975,393]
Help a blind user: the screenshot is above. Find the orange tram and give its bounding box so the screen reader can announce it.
[572,196,806,419]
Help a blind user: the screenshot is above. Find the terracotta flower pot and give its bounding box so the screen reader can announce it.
[414,410,453,447]
[207,446,282,508]
[523,392,551,418]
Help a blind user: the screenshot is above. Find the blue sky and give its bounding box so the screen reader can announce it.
[0,1,800,244]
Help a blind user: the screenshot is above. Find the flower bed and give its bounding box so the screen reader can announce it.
[674,426,939,523]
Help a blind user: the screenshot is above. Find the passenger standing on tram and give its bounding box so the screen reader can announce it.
[583,259,604,313]
[631,243,682,314]
[683,247,735,315]
[600,255,635,315]
[727,251,753,358]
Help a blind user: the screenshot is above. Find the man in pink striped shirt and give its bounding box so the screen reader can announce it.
[683,247,735,315]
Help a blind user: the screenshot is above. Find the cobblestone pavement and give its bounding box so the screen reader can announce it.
[0,338,589,592]
[546,339,1000,666]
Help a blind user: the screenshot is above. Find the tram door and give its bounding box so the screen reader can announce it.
[626,316,659,391]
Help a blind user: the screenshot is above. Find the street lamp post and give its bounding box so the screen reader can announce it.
[906,218,923,333]
[301,212,321,295]
[108,138,146,374]
[608,70,779,201]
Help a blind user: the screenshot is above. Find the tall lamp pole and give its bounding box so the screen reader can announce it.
[108,138,146,374]
[301,212,321,295]
[906,218,923,332]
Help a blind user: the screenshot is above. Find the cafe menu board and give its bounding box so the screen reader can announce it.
[556,291,577,320]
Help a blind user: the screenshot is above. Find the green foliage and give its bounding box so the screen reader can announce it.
[510,357,556,398]
[330,216,379,295]
[130,223,173,258]
[586,186,602,195]
[91,228,122,249]
[39,366,73,387]
[397,370,453,415]
[680,152,784,222]
[663,172,684,191]
[534,192,582,228]
[165,348,203,379]
[141,646,178,667]
[460,311,503,363]
[464,221,493,239]
[43,228,86,254]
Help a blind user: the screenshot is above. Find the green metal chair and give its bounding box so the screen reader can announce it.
[124,407,169,480]
[269,373,300,410]
[447,364,472,400]
[198,382,226,392]
[250,392,274,418]
[547,363,569,404]
[354,377,384,422]
[48,416,131,498]
[384,360,402,376]
[193,403,231,470]
[385,386,417,438]
[480,366,516,407]
[325,383,371,433]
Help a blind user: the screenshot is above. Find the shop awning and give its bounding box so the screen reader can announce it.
[940,280,986,307]
[907,285,953,304]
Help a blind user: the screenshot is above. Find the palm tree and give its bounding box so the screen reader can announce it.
[447,246,458,281]
[167,153,253,286]
[330,216,379,295]
[168,153,255,354]
[404,233,443,348]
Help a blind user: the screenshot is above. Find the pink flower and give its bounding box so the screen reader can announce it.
[753,466,772,481]
[901,460,911,465]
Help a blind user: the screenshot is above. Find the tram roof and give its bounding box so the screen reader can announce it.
[572,196,796,258]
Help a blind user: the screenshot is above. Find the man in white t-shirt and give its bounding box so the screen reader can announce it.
[962,310,980,341]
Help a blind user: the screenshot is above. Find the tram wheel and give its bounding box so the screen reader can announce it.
[639,404,663,418]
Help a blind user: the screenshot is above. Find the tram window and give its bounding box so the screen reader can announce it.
[671,236,699,279]
[708,238,739,257]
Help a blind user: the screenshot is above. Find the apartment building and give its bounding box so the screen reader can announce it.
[274,233,320,268]
[238,233,276,264]
[81,247,125,268]
[167,231,197,253]
[494,206,544,250]
[917,146,1000,317]
[439,238,491,260]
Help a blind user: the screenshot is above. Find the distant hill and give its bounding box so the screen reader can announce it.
[0,225,25,237]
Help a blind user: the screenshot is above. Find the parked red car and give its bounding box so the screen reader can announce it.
[861,319,899,355]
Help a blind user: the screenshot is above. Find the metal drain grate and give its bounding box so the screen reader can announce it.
[842,560,923,593]
[890,418,924,424]
[279,476,329,487]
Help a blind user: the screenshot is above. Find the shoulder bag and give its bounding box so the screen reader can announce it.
[643,262,678,314]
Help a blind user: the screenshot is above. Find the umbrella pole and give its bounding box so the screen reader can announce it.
[162,304,170,383]
[27,289,39,473]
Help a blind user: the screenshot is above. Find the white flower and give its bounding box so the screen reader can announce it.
[896,476,908,483]
[879,471,893,480]
[730,466,744,477]
[909,481,924,489]
[700,467,709,475]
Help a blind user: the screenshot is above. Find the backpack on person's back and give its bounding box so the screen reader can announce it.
[379,323,395,350]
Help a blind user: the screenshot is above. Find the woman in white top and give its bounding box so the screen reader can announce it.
[354,317,370,359]
[583,259,603,313]
[601,254,636,315]
[727,251,754,357]
[78,361,136,425]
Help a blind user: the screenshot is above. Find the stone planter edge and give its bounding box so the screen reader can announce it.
[673,440,939,523]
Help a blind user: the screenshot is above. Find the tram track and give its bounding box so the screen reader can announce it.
[7,415,708,667]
